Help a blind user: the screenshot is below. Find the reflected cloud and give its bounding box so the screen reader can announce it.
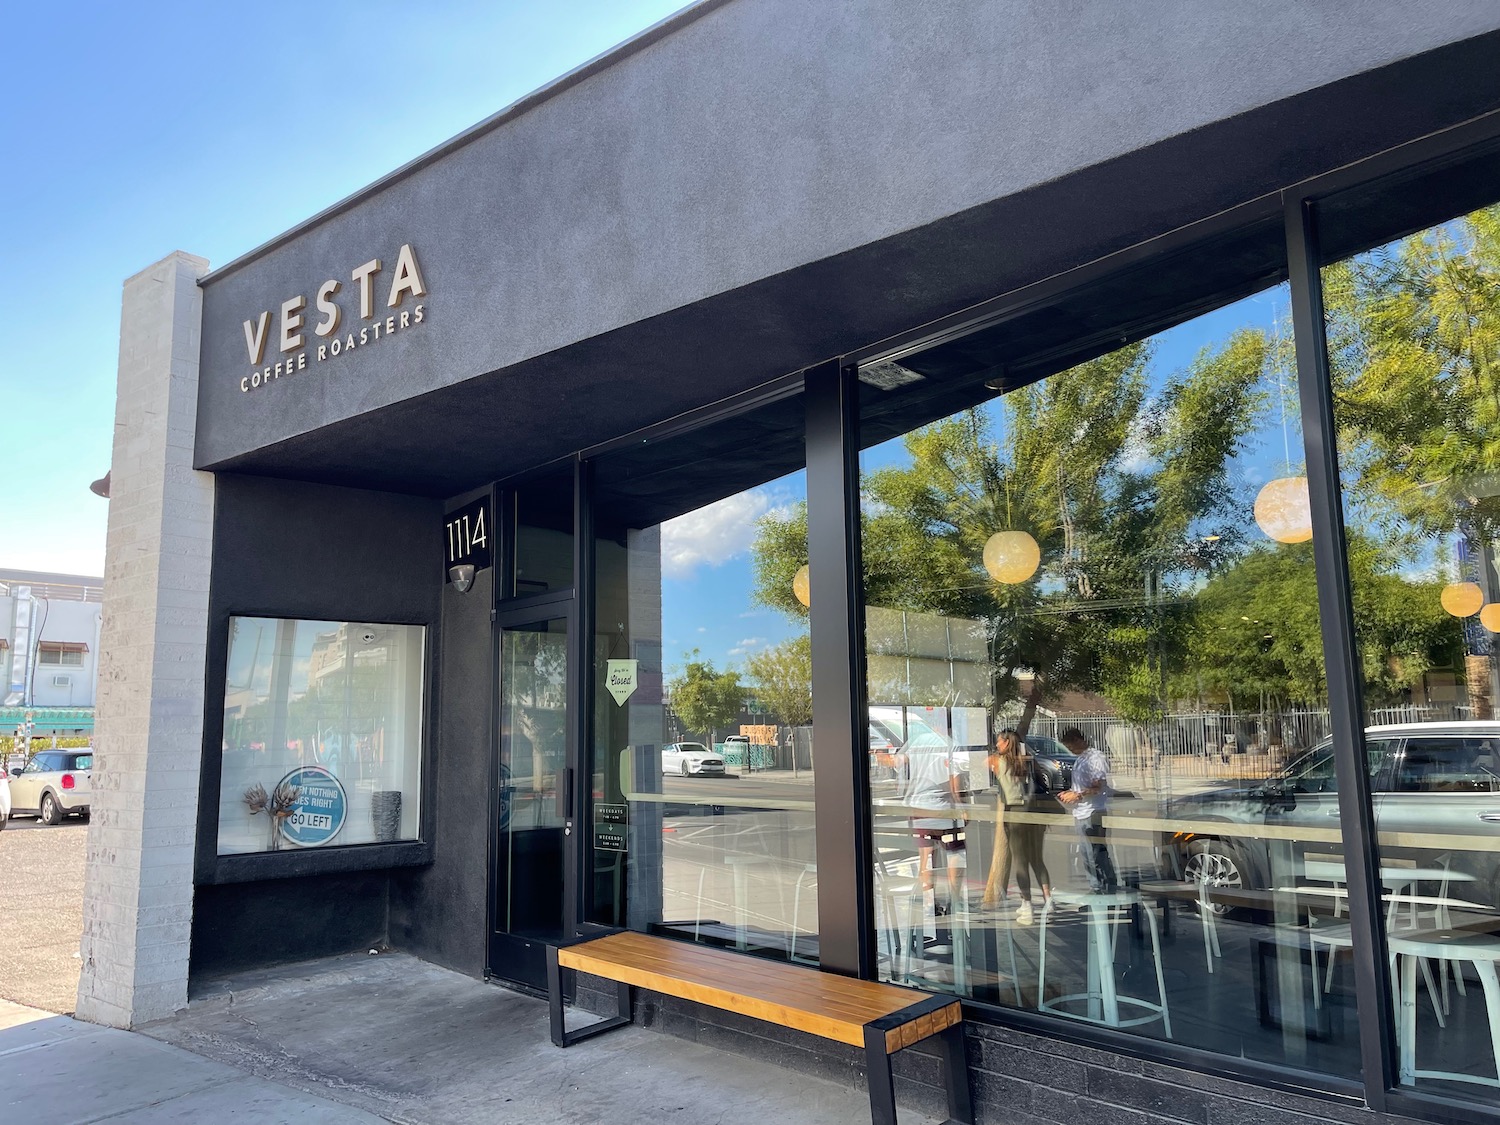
[661,489,771,578]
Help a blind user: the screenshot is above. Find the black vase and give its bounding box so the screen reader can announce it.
[371,791,403,842]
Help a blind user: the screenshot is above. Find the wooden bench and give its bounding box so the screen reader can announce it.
[547,931,973,1125]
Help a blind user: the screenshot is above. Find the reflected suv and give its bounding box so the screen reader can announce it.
[7,749,93,824]
[1163,722,1500,907]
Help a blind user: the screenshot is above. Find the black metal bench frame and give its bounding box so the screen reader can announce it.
[545,936,974,1125]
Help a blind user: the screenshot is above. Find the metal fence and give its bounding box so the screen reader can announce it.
[1030,702,1478,772]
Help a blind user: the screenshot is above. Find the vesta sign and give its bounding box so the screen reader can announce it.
[239,243,428,393]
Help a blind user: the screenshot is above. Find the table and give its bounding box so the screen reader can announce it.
[1299,861,1475,929]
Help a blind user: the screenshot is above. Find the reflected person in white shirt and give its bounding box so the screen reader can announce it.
[1056,727,1118,894]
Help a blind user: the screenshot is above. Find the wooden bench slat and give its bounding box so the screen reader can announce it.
[558,932,957,1049]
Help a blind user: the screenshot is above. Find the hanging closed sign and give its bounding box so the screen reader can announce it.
[606,660,638,706]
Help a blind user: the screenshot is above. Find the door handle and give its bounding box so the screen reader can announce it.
[1478,811,1500,823]
[558,767,575,820]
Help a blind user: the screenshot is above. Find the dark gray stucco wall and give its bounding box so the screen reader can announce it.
[195,1,1500,496]
[390,562,494,977]
[191,474,442,977]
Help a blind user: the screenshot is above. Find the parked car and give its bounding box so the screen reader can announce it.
[7,749,93,824]
[1021,735,1076,795]
[1162,722,1500,909]
[661,743,726,777]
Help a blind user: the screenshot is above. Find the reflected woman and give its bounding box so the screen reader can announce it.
[982,729,1051,924]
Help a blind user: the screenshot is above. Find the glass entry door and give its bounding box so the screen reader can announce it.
[489,612,574,988]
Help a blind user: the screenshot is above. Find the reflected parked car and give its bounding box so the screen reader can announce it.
[8,749,93,824]
[1021,735,1076,795]
[661,743,726,776]
[1162,722,1500,908]
[0,768,10,829]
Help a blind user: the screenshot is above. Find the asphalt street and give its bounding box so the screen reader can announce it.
[0,816,86,1014]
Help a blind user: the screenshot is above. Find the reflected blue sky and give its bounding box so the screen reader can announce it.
[659,284,1301,675]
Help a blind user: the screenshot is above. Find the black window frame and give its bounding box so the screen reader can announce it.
[540,106,1500,1125]
[816,108,1500,1124]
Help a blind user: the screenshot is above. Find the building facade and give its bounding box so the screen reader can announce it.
[78,4,1500,1124]
[2,569,104,715]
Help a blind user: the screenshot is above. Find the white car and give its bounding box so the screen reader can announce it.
[7,749,93,824]
[661,742,726,777]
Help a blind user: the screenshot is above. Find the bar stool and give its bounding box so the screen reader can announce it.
[691,854,781,949]
[898,880,970,994]
[1038,890,1171,1037]
[1387,930,1500,1088]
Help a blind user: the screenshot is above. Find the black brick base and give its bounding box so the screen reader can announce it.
[573,975,1430,1125]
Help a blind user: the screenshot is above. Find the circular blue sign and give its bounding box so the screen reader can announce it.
[277,766,348,848]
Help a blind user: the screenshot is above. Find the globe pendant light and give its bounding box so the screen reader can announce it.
[984,530,1041,584]
[792,564,811,607]
[1254,477,1313,544]
[1480,603,1500,633]
[1441,581,1484,618]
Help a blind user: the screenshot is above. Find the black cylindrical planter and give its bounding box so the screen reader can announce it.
[371,791,402,842]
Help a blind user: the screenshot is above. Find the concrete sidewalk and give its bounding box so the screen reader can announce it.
[4,952,932,1124]
[1,999,386,1123]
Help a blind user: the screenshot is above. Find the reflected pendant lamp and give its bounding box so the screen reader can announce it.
[793,564,811,607]
[1480,603,1500,633]
[983,530,1041,584]
[1254,477,1314,544]
[1441,581,1485,618]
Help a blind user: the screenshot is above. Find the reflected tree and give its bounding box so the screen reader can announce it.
[746,634,813,742]
[755,333,1268,733]
[666,651,743,746]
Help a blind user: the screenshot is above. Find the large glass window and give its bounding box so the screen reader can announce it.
[589,397,817,961]
[854,274,1363,1075]
[513,469,574,597]
[1328,197,1500,1099]
[218,617,424,854]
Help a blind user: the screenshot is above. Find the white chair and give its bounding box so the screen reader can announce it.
[1388,930,1500,1088]
[1307,859,1459,1016]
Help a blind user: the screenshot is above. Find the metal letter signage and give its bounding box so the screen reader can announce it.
[444,495,492,581]
[238,243,430,394]
[605,660,638,706]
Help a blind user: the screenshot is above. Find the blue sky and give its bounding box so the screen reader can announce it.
[0,0,689,578]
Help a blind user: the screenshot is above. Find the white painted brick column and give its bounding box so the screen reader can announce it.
[76,251,213,1028]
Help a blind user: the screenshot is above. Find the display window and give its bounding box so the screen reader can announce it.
[217,617,424,855]
[1328,195,1500,1100]
[854,264,1366,1074]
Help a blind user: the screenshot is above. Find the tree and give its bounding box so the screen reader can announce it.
[1323,202,1500,716]
[1324,205,1500,541]
[666,651,743,746]
[1178,539,1458,715]
[752,331,1269,731]
[746,634,813,732]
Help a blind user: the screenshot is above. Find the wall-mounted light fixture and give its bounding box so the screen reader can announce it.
[449,564,476,594]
